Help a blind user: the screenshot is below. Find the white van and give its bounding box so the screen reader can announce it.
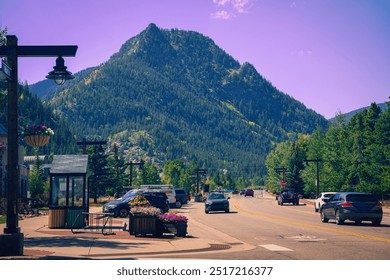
[140,185,178,208]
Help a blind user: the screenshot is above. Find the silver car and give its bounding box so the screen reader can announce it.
[314,192,336,212]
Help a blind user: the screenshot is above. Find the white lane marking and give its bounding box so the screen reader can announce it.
[259,244,293,251]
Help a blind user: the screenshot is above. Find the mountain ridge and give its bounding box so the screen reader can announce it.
[30,23,328,177]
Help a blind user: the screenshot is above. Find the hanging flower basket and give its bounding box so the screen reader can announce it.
[23,125,54,147]
[24,135,50,147]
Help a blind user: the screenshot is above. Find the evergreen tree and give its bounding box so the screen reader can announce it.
[88,145,112,202]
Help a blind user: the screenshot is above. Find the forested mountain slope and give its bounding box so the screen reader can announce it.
[36,23,328,177]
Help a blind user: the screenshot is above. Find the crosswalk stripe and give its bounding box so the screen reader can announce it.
[259,244,293,251]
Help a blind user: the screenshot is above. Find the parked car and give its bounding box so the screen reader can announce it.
[174,188,189,208]
[277,188,299,205]
[205,192,230,214]
[244,188,254,197]
[239,190,245,196]
[320,192,383,226]
[232,189,239,195]
[314,192,336,212]
[103,190,169,218]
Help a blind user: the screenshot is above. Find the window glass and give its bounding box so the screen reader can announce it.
[69,176,84,207]
[51,176,67,206]
[347,194,376,202]
[330,194,339,201]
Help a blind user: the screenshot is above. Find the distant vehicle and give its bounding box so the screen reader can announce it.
[205,192,230,214]
[277,188,299,206]
[174,188,189,208]
[239,190,245,196]
[103,190,169,218]
[244,188,254,197]
[320,192,383,226]
[232,190,239,195]
[314,192,336,212]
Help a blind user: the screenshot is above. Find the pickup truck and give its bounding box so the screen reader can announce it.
[277,189,299,206]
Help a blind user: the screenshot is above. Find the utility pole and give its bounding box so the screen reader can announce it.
[304,159,323,197]
[194,168,207,193]
[274,167,288,186]
[129,160,144,186]
[76,138,107,155]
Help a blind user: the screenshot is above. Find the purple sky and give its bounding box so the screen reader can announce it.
[1,0,389,119]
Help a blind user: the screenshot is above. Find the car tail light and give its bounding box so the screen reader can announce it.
[377,201,383,207]
[340,201,353,207]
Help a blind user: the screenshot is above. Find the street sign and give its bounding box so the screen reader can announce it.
[1,60,11,80]
[281,181,286,187]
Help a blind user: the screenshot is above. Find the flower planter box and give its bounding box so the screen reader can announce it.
[161,222,187,237]
[129,214,162,236]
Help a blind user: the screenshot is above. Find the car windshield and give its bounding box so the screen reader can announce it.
[121,190,138,201]
[347,194,377,202]
[208,193,225,199]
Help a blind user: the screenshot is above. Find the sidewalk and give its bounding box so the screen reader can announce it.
[0,203,254,260]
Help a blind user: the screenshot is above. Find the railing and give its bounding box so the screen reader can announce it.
[71,212,126,235]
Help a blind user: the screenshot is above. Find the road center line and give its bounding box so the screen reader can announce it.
[233,202,390,243]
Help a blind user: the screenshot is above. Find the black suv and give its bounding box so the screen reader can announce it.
[174,189,189,208]
[277,189,299,206]
[103,190,170,218]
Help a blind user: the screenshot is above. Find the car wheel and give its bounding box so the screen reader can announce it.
[320,210,329,223]
[335,210,344,225]
[175,200,182,208]
[119,208,129,218]
[205,210,209,214]
[372,219,381,226]
[314,205,319,212]
[280,202,283,206]
[225,208,230,213]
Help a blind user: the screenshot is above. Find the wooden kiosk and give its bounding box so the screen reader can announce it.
[48,155,88,228]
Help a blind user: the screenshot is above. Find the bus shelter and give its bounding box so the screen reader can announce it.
[48,155,88,228]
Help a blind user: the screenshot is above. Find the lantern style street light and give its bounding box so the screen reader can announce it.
[0,34,77,256]
[46,56,75,85]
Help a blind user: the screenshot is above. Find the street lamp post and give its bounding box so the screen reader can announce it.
[0,35,77,256]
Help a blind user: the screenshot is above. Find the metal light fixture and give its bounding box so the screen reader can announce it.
[46,56,74,85]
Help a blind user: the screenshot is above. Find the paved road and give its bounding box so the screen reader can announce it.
[171,192,390,260]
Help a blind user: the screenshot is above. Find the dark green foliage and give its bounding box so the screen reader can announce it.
[0,83,77,155]
[87,144,112,203]
[266,101,390,198]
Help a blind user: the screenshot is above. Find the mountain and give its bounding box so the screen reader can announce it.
[34,23,328,177]
[328,102,388,122]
